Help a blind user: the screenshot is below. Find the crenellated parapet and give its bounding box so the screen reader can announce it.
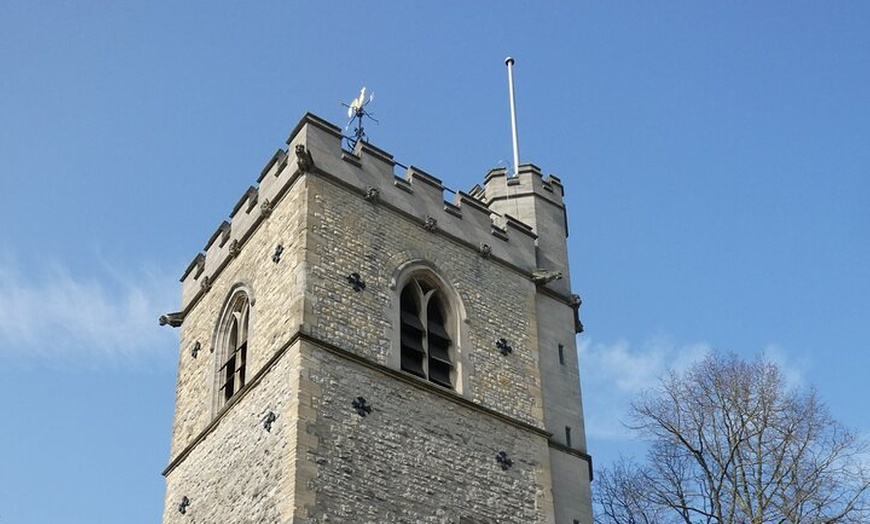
[482,164,565,208]
[179,112,569,312]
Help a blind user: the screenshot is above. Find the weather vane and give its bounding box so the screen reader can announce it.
[342,87,377,150]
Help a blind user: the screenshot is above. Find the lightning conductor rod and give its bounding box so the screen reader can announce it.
[505,56,521,178]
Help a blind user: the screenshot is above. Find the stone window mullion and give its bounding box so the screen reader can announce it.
[398,274,455,389]
[421,288,434,380]
[216,290,251,407]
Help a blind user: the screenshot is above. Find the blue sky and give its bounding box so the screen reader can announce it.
[1,2,868,522]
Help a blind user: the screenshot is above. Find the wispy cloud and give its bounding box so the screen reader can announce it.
[761,343,808,390]
[579,337,713,440]
[0,256,179,362]
[579,337,809,443]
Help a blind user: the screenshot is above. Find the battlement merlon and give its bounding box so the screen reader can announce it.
[179,112,576,311]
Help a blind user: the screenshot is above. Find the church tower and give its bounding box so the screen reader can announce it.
[160,113,593,523]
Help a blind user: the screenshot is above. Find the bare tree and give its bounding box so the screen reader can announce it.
[594,352,870,524]
[595,457,670,524]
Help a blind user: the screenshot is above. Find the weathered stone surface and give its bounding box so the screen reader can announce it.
[162,344,301,523]
[295,342,554,523]
[162,113,592,524]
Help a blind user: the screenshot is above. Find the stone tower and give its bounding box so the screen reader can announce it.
[160,113,593,523]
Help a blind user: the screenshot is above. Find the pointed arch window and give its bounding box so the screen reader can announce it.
[217,290,250,405]
[400,278,454,388]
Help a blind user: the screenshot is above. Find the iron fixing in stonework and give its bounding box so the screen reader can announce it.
[352,396,372,417]
[272,244,284,263]
[495,451,513,470]
[347,272,366,292]
[262,411,278,432]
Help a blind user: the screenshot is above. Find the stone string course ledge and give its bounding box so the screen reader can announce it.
[179,112,567,313]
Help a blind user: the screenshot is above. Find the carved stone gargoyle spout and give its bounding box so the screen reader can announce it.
[159,311,185,328]
[531,269,563,285]
[295,144,314,172]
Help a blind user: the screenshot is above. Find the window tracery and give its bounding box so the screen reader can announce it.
[399,276,455,389]
[215,288,251,407]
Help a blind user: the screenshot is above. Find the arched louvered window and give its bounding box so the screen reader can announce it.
[217,290,250,404]
[400,278,454,388]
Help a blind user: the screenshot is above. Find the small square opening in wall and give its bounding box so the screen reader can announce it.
[558,343,565,365]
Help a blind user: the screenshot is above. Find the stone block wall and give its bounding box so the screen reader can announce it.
[162,113,592,523]
[302,172,545,427]
[162,344,302,523]
[294,341,555,524]
[168,177,308,458]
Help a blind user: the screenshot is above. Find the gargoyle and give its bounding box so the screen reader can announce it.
[159,311,185,328]
[295,144,314,172]
[531,269,563,285]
